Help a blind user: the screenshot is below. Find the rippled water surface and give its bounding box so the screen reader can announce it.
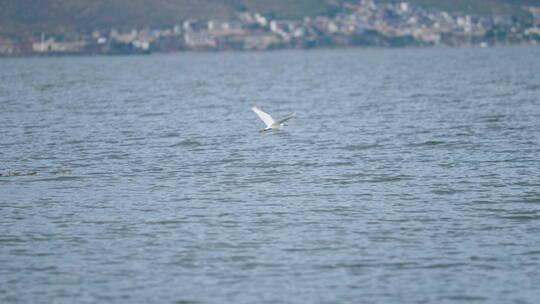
[1,47,540,303]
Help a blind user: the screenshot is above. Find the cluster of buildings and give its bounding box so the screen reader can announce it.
[1,1,540,56]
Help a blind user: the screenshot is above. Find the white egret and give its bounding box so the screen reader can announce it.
[252,107,296,133]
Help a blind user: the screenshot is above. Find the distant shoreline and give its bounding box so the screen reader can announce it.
[2,2,539,58]
[1,42,538,59]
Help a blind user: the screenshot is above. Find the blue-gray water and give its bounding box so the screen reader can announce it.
[1,47,540,303]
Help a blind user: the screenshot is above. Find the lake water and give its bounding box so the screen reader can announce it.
[1,46,540,303]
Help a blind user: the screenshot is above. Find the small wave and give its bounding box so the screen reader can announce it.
[479,115,506,123]
[431,188,464,195]
[145,219,187,225]
[469,256,498,262]
[500,215,540,221]
[36,83,55,91]
[29,176,86,182]
[525,84,540,91]
[0,171,37,177]
[52,170,72,175]
[170,139,202,147]
[291,161,318,167]
[367,174,414,183]
[421,263,466,269]
[160,132,180,138]
[443,296,487,301]
[219,157,244,164]
[140,112,167,117]
[175,300,203,304]
[340,173,369,178]
[409,93,427,98]
[406,141,445,147]
[123,97,144,103]
[321,174,413,185]
[172,197,194,202]
[1,169,79,180]
[327,161,355,167]
[340,144,380,151]
[64,140,85,145]
[516,197,540,204]
[107,153,129,160]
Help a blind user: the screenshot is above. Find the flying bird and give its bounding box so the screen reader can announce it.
[252,107,296,133]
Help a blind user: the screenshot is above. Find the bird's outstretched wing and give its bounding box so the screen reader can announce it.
[274,113,297,126]
[252,107,274,127]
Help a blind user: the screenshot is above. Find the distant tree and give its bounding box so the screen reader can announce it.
[389,35,416,47]
[351,30,385,46]
[233,2,248,12]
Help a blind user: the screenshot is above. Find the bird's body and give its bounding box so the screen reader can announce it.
[252,107,296,132]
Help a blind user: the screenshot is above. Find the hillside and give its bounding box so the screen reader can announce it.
[1,0,539,39]
[394,0,539,18]
[0,0,332,38]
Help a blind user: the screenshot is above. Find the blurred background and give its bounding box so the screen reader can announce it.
[1,0,540,55]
